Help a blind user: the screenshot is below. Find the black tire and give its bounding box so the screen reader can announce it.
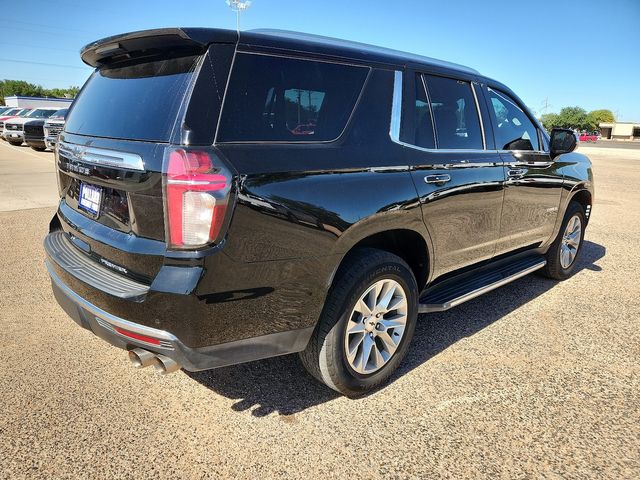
[30,146,46,152]
[300,248,418,396]
[8,141,22,146]
[542,201,586,280]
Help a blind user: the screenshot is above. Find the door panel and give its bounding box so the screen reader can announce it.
[396,71,505,280]
[496,151,563,255]
[482,86,563,254]
[410,153,505,279]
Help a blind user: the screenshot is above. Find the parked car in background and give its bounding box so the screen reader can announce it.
[0,109,32,141]
[43,108,68,150]
[2,108,58,145]
[578,132,599,143]
[24,119,47,151]
[45,28,594,396]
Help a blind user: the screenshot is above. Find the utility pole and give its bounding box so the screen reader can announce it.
[540,97,552,116]
[226,0,252,32]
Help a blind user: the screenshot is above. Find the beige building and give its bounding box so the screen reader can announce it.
[599,122,640,141]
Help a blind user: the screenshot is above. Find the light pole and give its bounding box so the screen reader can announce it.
[226,0,252,32]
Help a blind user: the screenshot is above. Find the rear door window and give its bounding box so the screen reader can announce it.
[486,87,540,151]
[65,55,201,142]
[400,74,436,149]
[424,75,484,150]
[217,54,369,142]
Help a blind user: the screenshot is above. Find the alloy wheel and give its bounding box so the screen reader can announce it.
[560,214,582,269]
[344,279,408,375]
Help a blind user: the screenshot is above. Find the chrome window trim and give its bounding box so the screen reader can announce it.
[214,51,372,146]
[471,82,487,149]
[58,140,144,171]
[498,149,549,155]
[390,71,491,155]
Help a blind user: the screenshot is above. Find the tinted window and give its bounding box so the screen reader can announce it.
[50,108,68,120]
[218,54,368,142]
[401,74,435,149]
[65,55,200,142]
[26,109,56,118]
[487,88,539,151]
[424,75,483,150]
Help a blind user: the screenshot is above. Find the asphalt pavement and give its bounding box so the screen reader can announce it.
[0,141,638,479]
[579,140,640,150]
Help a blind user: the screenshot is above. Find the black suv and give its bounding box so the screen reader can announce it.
[45,28,593,395]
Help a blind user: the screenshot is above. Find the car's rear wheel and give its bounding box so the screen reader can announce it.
[300,248,418,396]
[542,201,586,280]
[8,141,22,146]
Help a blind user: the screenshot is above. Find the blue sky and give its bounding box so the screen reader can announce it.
[1,0,639,120]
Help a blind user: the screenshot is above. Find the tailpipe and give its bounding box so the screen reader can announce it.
[127,348,181,375]
[152,354,181,375]
[128,348,157,369]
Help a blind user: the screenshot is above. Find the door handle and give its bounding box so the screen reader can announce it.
[424,174,451,185]
[507,168,526,178]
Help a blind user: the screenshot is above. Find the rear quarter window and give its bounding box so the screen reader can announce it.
[217,54,369,143]
[65,55,200,142]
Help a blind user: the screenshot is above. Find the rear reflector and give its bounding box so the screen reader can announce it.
[164,148,231,249]
[114,327,161,346]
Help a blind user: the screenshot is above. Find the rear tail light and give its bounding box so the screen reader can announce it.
[114,327,161,346]
[163,148,233,249]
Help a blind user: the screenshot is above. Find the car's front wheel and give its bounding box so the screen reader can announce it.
[300,248,418,396]
[543,201,586,280]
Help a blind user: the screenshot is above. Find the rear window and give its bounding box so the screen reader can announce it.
[217,54,369,142]
[65,55,200,142]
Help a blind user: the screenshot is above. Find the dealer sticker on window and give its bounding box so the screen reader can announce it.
[79,183,102,216]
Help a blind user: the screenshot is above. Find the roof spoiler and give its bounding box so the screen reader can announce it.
[80,28,238,67]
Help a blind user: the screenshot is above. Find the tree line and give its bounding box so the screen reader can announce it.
[0,80,80,104]
[540,107,615,132]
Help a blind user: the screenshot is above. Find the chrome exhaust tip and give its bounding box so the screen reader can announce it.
[128,348,156,369]
[152,354,181,375]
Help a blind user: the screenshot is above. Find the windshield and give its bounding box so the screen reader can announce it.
[65,55,201,142]
[26,109,57,118]
[2,108,21,116]
[49,108,68,120]
[17,109,32,117]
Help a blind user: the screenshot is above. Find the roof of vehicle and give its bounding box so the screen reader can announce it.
[81,27,480,76]
[3,96,73,103]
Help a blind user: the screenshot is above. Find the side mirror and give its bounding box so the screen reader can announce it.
[550,128,577,159]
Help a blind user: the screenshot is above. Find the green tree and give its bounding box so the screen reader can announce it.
[0,79,80,104]
[540,113,561,132]
[0,80,45,100]
[556,106,588,130]
[586,109,615,131]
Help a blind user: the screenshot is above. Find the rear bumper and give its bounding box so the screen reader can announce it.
[44,228,315,371]
[46,261,313,371]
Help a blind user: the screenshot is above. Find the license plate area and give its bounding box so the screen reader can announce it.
[78,183,102,216]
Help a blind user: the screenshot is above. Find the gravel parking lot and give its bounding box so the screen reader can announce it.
[0,141,638,479]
